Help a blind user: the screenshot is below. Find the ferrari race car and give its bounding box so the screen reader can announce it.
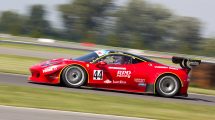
[29,50,201,97]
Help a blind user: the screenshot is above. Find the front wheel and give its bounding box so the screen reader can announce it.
[61,65,87,88]
[156,75,180,97]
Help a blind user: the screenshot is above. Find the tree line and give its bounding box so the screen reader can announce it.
[0,0,214,57]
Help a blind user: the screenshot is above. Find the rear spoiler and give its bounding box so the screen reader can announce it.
[172,56,201,69]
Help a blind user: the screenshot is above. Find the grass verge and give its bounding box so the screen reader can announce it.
[0,54,45,75]
[0,42,89,55]
[0,84,215,120]
[189,87,215,96]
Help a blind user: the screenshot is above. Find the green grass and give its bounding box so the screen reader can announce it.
[189,87,215,96]
[0,84,214,120]
[0,43,88,55]
[0,54,45,75]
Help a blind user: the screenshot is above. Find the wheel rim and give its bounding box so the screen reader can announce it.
[65,66,84,86]
[159,76,178,95]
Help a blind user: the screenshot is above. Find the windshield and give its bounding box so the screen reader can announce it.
[73,52,99,62]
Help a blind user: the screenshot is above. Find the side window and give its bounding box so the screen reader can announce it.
[97,55,133,65]
[103,56,115,64]
[132,58,143,64]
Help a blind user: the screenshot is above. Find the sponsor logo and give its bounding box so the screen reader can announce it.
[138,83,146,87]
[104,79,112,84]
[104,80,127,84]
[117,71,131,78]
[154,66,168,69]
[134,78,145,83]
[42,65,58,73]
[169,67,178,70]
[108,67,126,70]
[93,70,103,80]
[113,80,127,84]
[95,50,109,56]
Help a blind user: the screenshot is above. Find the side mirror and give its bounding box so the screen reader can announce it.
[96,61,107,67]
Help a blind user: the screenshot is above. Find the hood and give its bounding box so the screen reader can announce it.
[40,58,70,67]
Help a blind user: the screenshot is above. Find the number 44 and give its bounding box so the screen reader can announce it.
[93,70,103,80]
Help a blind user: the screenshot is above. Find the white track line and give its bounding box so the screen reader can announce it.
[0,72,29,77]
[0,105,154,120]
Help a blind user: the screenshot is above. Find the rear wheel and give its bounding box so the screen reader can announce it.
[61,65,87,88]
[156,75,180,97]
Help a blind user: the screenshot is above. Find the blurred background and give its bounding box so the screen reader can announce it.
[0,0,214,88]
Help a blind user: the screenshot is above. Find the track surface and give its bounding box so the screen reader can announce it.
[0,105,149,120]
[0,73,215,106]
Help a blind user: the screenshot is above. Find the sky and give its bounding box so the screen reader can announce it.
[0,0,214,37]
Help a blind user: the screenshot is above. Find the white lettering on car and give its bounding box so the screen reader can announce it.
[108,67,126,70]
[104,79,112,84]
[113,80,127,84]
[154,66,168,69]
[42,65,58,73]
[116,71,131,78]
[169,67,178,70]
[104,80,127,84]
[134,78,145,83]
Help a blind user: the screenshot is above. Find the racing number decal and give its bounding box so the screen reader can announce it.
[93,70,103,80]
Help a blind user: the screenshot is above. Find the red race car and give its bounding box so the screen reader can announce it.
[29,50,201,97]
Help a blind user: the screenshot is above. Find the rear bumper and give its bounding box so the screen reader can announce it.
[178,80,189,96]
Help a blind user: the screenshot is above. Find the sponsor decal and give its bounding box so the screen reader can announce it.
[104,79,112,84]
[138,83,146,87]
[154,66,168,69]
[104,80,127,84]
[95,50,109,56]
[93,70,103,80]
[134,78,146,87]
[134,78,145,83]
[117,71,131,78]
[169,67,178,70]
[42,65,58,73]
[113,80,127,84]
[108,67,126,70]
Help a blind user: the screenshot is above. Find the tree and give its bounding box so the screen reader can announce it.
[115,0,172,49]
[169,16,202,51]
[25,5,51,38]
[201,38,215,56]
[58,0,113,40]
[0,11,26,35]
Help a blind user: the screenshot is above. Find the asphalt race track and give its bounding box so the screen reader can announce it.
[0,105,148,120]
[0,73,215,106]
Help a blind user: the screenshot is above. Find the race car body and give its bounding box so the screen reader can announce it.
[29,50,201,97]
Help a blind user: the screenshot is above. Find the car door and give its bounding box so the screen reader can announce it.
[88,54,135,90]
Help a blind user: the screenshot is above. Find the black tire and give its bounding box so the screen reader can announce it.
[156,75,180,97]
[61,65,87,88]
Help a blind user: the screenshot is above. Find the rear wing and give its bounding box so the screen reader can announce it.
[172,56,201,69]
